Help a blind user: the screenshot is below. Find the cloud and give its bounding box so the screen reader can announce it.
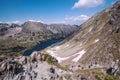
[28,20,44,23]
[64,15,90,25]
[73,0,104,9]
[7,21,21,24]
[0,20,44,25]
[0,21,21,24]
[48,15,90,25]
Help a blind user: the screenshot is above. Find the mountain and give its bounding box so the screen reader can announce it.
[43,1,120,79]
[0,23,21,39]
[22,21,77,39]
[0,23,9,36]
[22,21,48,33]
[0,1,120,80]
[45,0,120,66]
[47,24,77,37]
[0,21,77,57]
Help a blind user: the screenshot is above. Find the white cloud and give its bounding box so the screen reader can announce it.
[73,0,104,9]
[64,15,90,25]
[0,20,44,25]
[0,21,21,24]
[7,21,21,24]
[48,15,90,25]
[28,20,44,23]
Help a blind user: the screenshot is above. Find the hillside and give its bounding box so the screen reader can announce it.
[45,0,120,66]
[43,1,120,79]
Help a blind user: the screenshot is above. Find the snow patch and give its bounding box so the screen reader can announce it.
[55,46,60,50]
[94,39,99,43]
[56,56,70,63]
[65,44,69,48]
[72,50,86,62]
[46,50,56,56]
[89,27,93,32]
[46,50,70,63]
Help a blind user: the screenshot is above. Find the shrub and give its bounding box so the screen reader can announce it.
[104,75,116,80]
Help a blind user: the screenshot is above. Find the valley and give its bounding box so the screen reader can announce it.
[0,21,77,58]
[0,0,120,80]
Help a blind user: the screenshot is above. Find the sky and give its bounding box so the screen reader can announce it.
[0,0,117,25]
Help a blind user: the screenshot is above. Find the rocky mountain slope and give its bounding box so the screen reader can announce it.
[45,0,120,66]
[43,1,120,79]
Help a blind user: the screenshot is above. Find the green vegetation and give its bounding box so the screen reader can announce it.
[75,68,120,80]
[95,75,101,80]
[43,54,55,64]
[0,38,36,57]
[104,74,117,80]
[43,53,69,71]
[0,35,53,58]
[64,74,72,80]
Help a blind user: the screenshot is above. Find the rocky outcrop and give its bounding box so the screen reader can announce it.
[0,52,67,80]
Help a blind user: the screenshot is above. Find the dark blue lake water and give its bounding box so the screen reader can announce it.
[23,39,61,56]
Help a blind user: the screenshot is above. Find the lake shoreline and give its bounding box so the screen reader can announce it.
[23,39,62,56]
